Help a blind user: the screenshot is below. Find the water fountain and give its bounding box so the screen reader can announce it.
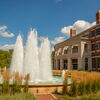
[61,70,66,79]
[10,29,53,82]
[39,38,52,81]
[23,29,40,82]
[10,34,24,74]
[8,29,64,93]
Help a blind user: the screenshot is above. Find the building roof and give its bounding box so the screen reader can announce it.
[54,23,100,49]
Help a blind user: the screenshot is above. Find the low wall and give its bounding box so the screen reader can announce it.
[0,83,64,94]
[28,83,63,94]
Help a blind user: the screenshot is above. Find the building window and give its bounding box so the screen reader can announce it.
[90,30,95,37]
[96,28,100,36]
[57,48,62,56]
[72,46,78,53]
[92,58,96,69]
[64,49,68,54]
[84,44,88,53]
[97,58,100,68]
[92,58,100,70]
[57,59,60,70]
[63,60,68,69]
[62,46,68,55]
[92,42,100,51]
[72,59,78,70]
[97,42,100,50]
[92,44,95,51]
[98,42,100,50]
[85,58,88,70]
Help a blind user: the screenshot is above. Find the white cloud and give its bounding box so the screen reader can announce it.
[61,20,96,36]
[73,20,91,33]
[0,44,15,50]
[0,32,15,38]
[0,26,7,31]
[51,36,65,45]
[91,22,96,26]
[0,26,15,38]
[61,26,73,36]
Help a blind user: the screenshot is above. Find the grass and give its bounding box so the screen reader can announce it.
[0,70,37,100]
[0,93,37,100]
[64,70,100,83]
[56,92,100,100]
[60,70,100,100]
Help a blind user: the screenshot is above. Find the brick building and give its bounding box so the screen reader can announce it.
[54,11,100,71]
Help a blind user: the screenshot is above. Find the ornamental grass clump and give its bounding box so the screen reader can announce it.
[62,79,68,94]
[2,70,10,94]
[85,81,92,94]
[70,81,78,96]
[11,72,23,94]
[78,82,86,95]
[64,70,100,96]
[23,73,30,93]
[96,79,100,91]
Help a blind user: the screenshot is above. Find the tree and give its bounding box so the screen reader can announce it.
[0,49,13,68]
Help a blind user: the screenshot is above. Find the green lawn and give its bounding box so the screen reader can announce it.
[0,93,37,100]
[55,92,100,100]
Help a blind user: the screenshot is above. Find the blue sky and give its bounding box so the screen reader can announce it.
[0,0,100,49]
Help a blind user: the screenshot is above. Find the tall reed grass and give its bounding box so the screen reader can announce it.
[63,70,100,96]
[0,69,30,95]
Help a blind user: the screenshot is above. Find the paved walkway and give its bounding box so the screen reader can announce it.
[36,94,57,100]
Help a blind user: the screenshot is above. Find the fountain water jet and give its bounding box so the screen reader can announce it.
[10,34,24,74]
[10,29,53,83]
[23,29,40,82]
[39,38,53,81]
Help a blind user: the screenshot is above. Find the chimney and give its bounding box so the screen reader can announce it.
[96,10,100,24]
[70,28,77,37]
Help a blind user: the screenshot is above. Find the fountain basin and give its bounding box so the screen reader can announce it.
[0,82,64,94]
[0,74,65,93]
[0,76,64,94]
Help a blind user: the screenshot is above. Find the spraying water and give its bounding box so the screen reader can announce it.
[10,34,24,74]
[10,29,53,82]
[61,70,66,79]
[39,38,53,81]
[23,29,40,82]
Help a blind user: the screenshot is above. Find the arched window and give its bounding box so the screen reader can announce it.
[72,45,78,53]
[57,48,62,56]
[64,49,68,54]
[62,46,68,55]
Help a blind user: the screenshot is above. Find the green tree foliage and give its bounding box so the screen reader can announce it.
[0,49,13,68]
